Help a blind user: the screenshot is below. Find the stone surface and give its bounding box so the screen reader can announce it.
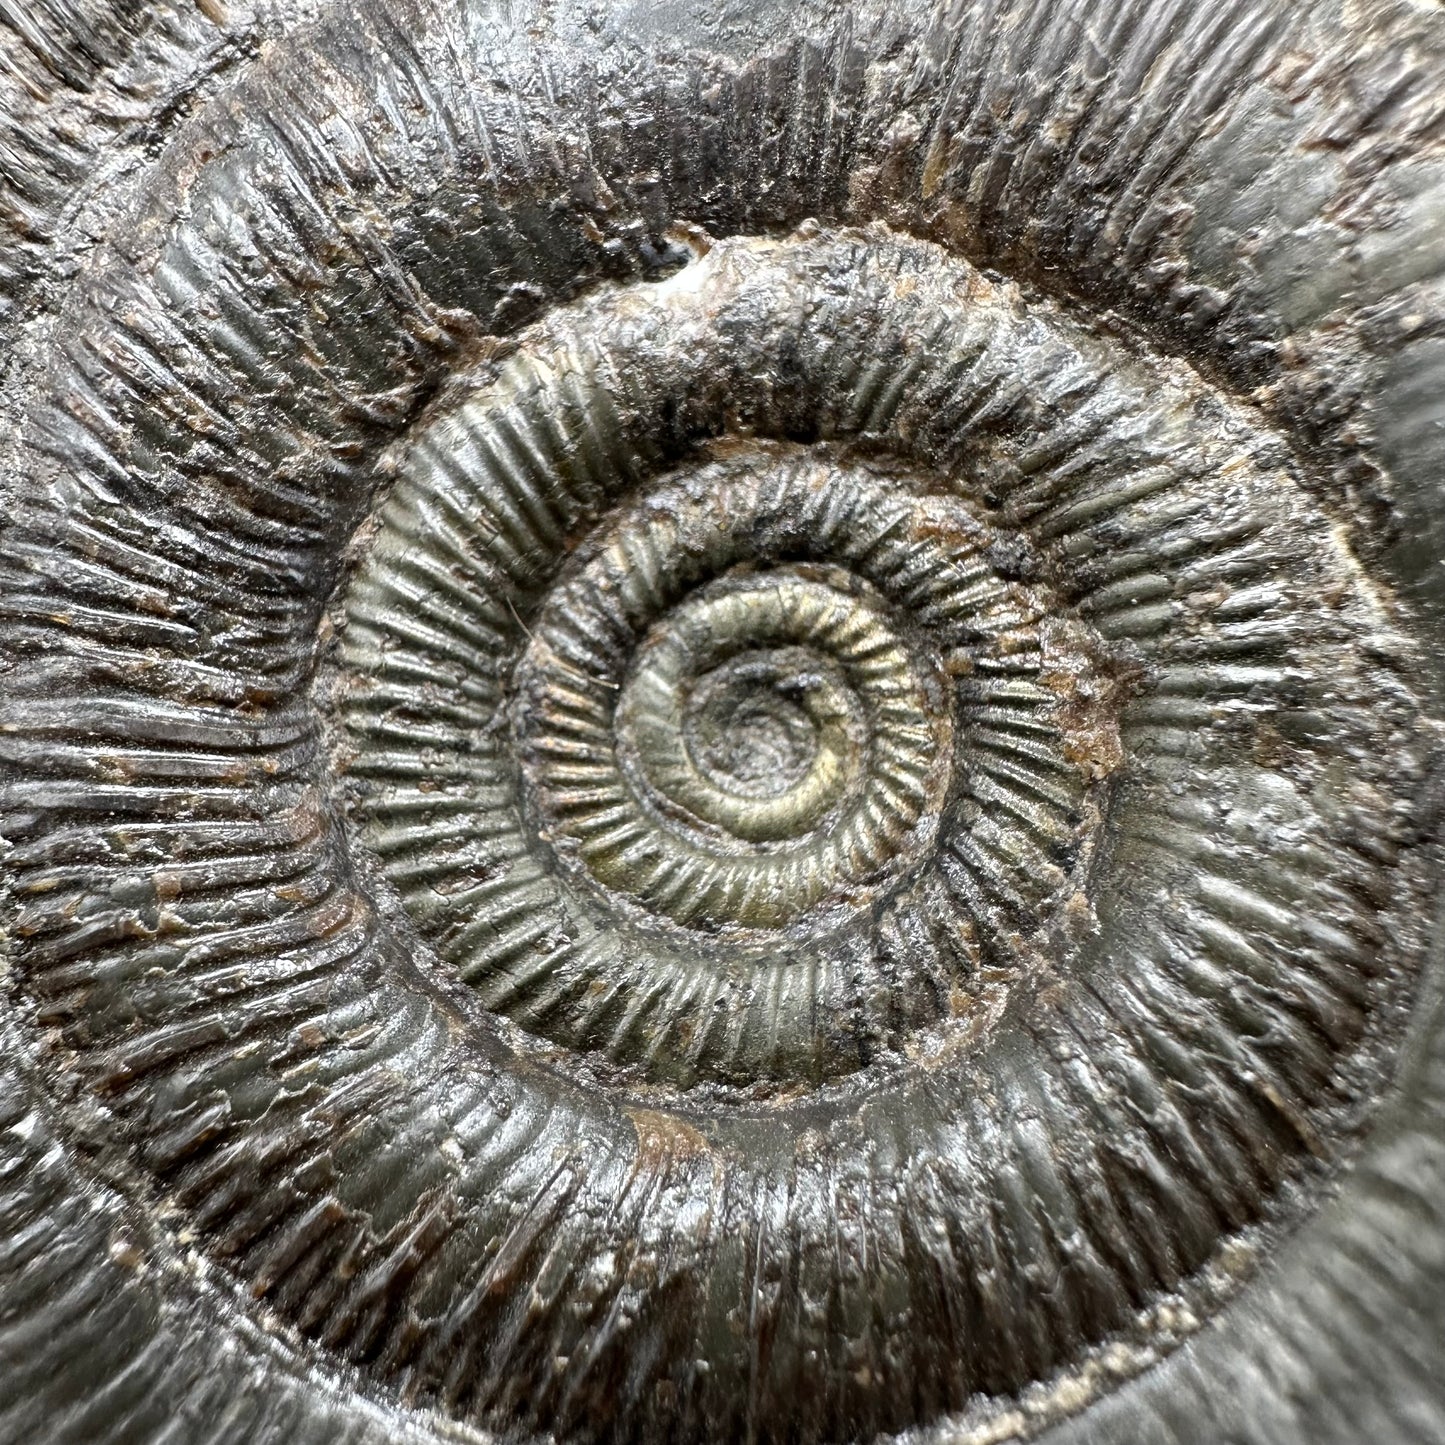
[1,3,1444,1443]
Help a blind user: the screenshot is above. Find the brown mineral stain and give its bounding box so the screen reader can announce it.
[921,134,950,199]
[626,1107,709,1171]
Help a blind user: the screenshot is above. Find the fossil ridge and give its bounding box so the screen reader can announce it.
[1,2,1444,1444]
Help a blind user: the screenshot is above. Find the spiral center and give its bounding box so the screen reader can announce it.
[504,458,962,934]
[616,575,882,845]
[682,651,843,800]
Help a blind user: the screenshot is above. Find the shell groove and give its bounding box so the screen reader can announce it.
[0,2,1443,1444]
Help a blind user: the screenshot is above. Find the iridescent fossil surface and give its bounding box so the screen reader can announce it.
[1,3,1444,1444]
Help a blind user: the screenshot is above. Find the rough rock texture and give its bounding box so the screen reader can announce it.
[1,3,1444,1444]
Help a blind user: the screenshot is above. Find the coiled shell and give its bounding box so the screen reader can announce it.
[1,2,1444,1444]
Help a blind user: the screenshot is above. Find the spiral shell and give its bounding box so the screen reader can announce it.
[2,2,1445,1444]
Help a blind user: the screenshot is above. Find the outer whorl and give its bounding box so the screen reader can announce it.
[1,3,1444,1444]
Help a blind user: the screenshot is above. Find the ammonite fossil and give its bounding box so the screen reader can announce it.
[2,1,1444,1442]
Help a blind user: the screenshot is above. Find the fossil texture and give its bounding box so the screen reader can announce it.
[2,2,1445,1444]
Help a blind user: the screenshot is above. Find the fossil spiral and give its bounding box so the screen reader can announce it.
[2,1,1445,1443]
